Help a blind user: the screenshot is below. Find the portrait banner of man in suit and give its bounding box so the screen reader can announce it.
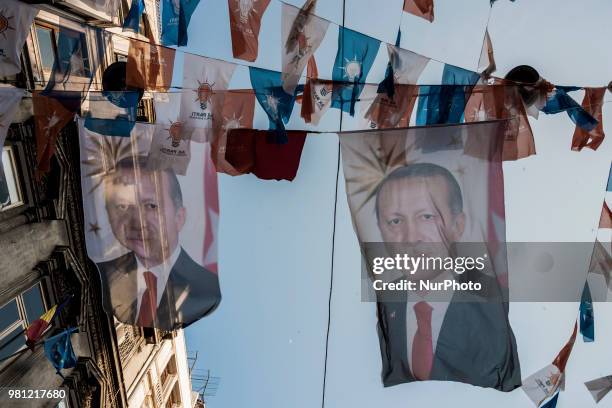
[339,120,520,392]
[77,113,221,331]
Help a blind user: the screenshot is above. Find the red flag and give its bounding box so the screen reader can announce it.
[403,0,434,22]
[25,304,58,350]
[552,322,578,373]
[211,90,256,175]
[203,142,219,274]
[228,0,271,62]
[33,92,78,174]
[225,129,307,181]
[571,87,606,152]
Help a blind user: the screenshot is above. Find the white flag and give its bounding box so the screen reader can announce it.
[522,364,563,406]
[152,92,191,175]
[281,1,330,94]
[180,53,236,143]
[386,44,429,84]
[0,0,36,77]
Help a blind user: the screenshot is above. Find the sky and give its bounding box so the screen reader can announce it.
[181,1,612,407]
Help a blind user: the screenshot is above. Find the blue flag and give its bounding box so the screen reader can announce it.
[249,67,297,144]
[44,328,78,377]
[123,0,145,32]
[377,30,402,98]
[416,64,480,126]
[542,87,598,131]
[331,27,380,116]
[579,281,594,342]
[161,0,201,46]
[84,91,139,137]
[540,392,559,408]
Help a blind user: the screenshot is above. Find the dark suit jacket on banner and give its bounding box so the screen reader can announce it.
[97,248,221,330]
[376,270,521,391]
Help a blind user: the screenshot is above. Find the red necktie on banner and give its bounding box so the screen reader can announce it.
[138,271,158,327]
[412,301,434,380]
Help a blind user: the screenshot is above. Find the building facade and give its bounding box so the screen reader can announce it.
[0,1,200,407]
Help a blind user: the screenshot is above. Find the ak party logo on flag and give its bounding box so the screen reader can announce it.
[236,0,261,29]
[166,120,187,149]
[0,8,15,57]
[195,80,214,111]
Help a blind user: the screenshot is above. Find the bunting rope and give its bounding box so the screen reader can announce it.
[320,2,346,407]
[6,0,612,91]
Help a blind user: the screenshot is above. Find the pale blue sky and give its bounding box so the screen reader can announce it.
[181,1,612,407]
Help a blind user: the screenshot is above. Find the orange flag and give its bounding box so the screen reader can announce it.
[33,91,80,173]
[126,38,176,91]
[403,0,434,22]
[228,0,272,62]
[571,87,606,151]
[211,90,256,175]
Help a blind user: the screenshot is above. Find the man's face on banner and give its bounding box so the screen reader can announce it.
[376,174,465,263]
[104,167,186,267]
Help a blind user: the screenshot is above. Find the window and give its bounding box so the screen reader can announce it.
[0,283,48,360]
[34,23,91,80]
[36,26,56,72]
[0,147,24,212]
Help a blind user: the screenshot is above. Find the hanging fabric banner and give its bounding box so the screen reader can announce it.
[180,53,237,142]
[224,128,307,181]
[403,0,434,22]
[281,0,330,94]
[210,89,256,175]
[33,91,81,173]
[300,57,332,125]
[464,84,536,161]
[123,0,145,32]
[126,38,176,91]
[416,64,480,126]
[249,66,297,143]
[161,0,201,46]
[0,0,37,77]
[331,26,381,116]
[0,86,24,168]
[78,118,221,330]
[228,0,271,62]
[339,120,520,391]
[571,87,606,151]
